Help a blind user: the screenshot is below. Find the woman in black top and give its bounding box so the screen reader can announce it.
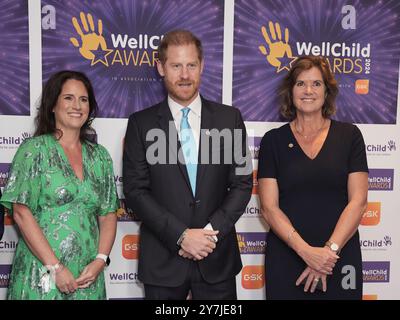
[258,56,368,299]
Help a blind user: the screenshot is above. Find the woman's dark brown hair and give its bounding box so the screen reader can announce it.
[34,70,98,142]
[279,56,338,120]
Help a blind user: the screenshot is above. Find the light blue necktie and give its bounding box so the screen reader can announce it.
[180,108,198,195]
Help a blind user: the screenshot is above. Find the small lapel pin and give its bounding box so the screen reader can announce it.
[205,130,210,136]
[288,143,294,148]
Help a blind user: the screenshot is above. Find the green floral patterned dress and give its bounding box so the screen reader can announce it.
[0,135,118,300]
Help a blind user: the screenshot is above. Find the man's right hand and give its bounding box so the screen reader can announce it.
[180,228,219,260]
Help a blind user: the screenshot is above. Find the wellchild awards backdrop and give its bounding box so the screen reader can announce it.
[0,0,399,299]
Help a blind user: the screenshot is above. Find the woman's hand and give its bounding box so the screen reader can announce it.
[296,266,327,293]
[55,266,78,294]
[299,246,339,274]
[75,259,105,288]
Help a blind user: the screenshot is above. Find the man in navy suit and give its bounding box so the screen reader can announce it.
[123,29,252,299]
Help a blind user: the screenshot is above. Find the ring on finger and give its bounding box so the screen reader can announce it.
[314,278,320,282]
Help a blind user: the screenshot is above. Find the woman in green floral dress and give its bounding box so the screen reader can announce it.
[0,71,118,299]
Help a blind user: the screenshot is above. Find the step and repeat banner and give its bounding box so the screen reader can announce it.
[1,0,399,300]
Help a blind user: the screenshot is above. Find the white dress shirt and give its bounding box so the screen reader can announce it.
[168,94,217,242]
[168,94,201,150]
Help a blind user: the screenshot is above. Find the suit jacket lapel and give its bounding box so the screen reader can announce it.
[196,97,214,194]
[157,99,193,196]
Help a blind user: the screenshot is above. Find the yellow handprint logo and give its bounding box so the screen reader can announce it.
[70,12,113,66]
[237,234,246,249]
[259,21,297,73]
[116,207,125,218]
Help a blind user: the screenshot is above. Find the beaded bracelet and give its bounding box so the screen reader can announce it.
[45,262,64,275]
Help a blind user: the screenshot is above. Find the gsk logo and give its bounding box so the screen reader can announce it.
[355,79,369,94]
[252,170,258,195]
[360,202,381,226]
[241,265,265,289]
[122,235,139,260]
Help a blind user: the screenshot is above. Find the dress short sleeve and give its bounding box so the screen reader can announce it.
[96,144,119,216]
[348,125,368,173]
[0,138,43,215]
[257,129,278,179]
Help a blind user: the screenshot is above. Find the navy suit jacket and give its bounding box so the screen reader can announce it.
[123,96,253,286]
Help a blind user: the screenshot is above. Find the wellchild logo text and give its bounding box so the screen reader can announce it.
[362,261,390,283]
[0,132,31,150]
[366,140,396,156]
[237,232,267,254]
[368,169,394,191]
[360,236,392,251]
